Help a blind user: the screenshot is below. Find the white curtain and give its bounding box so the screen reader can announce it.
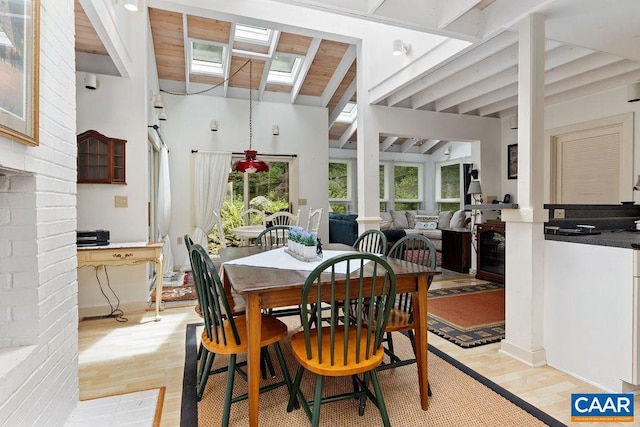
[158,145,174,277]
[186,151,232,266]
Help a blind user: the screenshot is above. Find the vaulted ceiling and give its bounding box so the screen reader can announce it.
[75,0,640,153]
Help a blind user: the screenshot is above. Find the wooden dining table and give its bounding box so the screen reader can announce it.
[219,243,440,427]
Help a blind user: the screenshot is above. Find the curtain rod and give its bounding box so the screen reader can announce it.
[191,149,297,158]
[147,125,169,152]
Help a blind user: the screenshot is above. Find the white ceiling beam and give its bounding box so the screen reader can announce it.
[545,54,622,85]
[478,95,518,117]
[79,0,133,78]
[329,79,356,125]
[400,138,419,153]
[435,66,517,112]
[459,82,517,114]
[338,121,357,149]
[436,0,478,29]
[223,25,236,97]
[182,14,191,93]
[419,139,440,154]
[385,31,517,106]
[479,59,640,116]
[320,45,356,107]
[258,31,281,100]
[411,44,518,109]
[546,69,640,106]
[291,37,322,104]
[380,136,397,152]
[545,44,594,69]
[366,0,387,14]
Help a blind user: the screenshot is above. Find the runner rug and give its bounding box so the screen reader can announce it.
[428,282,505,348]
[180,321,564,427]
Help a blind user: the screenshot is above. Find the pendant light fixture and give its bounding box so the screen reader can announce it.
[232,60,269,173]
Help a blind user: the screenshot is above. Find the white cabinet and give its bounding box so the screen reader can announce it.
[544,240,639,392]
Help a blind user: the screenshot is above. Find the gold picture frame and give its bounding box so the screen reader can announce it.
[0,0,39,146]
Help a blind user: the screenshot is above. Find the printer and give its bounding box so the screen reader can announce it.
[76,229,110,246]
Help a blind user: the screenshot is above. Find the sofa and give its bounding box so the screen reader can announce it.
[329,210,469,250]
[379,209,470,252]
[328,214,359,246]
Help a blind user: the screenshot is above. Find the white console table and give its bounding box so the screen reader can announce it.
[77,242,164,321]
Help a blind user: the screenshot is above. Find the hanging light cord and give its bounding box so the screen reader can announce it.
[160,59,251,96]
[248,58,253,149]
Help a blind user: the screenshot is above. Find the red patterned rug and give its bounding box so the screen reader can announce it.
[428,282,505,348]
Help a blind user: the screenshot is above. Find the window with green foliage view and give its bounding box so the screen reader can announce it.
[437,162,461,211]
[329,161,349,213]
[394,164,420,210]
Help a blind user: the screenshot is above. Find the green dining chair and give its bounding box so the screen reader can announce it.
[189,243,293,426]
[353,229,388,255]
[286,253,397,427]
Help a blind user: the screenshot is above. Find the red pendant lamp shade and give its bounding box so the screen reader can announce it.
[232,150,269,173]
[232,59,269,174]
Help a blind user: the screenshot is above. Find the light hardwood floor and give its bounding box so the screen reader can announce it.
[78,277,638,426]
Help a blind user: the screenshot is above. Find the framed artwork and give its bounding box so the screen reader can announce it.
[507,143,518,179]
[0,0,39,146]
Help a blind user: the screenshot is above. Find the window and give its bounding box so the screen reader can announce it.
[190,41,225,76]
[379,163,388,212]
[394,164,421,211]
[436,161,461,211]
[329,160,351,213]
[219,157,296,247]
[267,54,302,85]
[77,130,126,184]
[234,24,272,44]
[336,102,357,124]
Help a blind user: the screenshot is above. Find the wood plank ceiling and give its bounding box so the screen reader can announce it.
[75,1,640,154]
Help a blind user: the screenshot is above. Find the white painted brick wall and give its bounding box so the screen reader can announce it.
[0,1,79,426]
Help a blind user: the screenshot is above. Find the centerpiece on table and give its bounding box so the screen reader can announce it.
[286,227,320,261]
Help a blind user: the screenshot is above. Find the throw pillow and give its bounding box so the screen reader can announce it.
[391,210,409,230]
[405,210,417,229]
[380,219,393,231]
[438,211,454,230]
[417,209,438,216]
[380,211,392,222]
[449,210,468,229]
[415,214,439,230]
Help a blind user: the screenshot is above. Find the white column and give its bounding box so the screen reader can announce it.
[356,41,382,232]
[500,13,548,366]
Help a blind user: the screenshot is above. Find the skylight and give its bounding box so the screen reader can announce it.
[337,102,357,124]
[267,54,302,85]
[190,41,225,76]
[234,24,272,44]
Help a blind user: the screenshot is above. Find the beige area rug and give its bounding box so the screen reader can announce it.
[182,320,564,427]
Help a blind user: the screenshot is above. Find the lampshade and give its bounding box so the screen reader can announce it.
[467,180,483,195]
[231,59,269,173]
[392,39,411,56]
[153,94,164,109]
[232,150,269,173]
[123,0,138,11]
[628,82,640,103]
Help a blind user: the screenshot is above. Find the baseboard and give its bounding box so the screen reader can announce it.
[79,301,149,320]
[500,340,547,367]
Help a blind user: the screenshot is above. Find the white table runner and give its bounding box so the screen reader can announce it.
[222,247,369,274]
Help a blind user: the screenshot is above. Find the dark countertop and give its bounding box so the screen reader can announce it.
[545,229,640,249]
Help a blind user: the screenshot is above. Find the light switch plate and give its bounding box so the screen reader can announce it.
[115,195,128,208]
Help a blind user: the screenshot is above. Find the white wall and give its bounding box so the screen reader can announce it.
[75,7,150,317]
[0,1,79,425]
[159,94,328,268]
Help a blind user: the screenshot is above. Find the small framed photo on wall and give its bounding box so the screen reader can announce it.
[507,144,518,179]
